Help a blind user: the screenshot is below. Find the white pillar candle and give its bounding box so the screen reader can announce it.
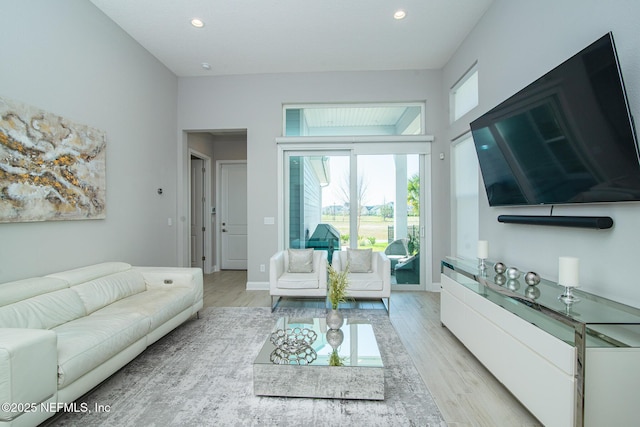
[477,240,489,259]
[559,256,579,287]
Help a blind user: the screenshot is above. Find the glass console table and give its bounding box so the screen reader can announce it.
[441,257,640,427]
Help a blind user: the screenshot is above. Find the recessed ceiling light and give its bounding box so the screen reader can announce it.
[393,10,406,20]
[191,18,205,28]
[201,62,211,71]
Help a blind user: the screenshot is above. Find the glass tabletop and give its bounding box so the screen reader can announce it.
[443,257,640,326]
[255,317,383,368]
[442,257,640,347]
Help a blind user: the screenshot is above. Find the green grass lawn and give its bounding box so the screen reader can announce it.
[321,214,418,251]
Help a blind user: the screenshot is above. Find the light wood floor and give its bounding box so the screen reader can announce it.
[203,271,542,427]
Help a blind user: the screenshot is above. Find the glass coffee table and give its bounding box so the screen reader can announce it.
[253,317,385,400]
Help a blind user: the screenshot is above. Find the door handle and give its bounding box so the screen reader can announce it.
[222,229,227,232]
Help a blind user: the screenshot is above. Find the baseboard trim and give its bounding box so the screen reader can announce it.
[427,282,441,292]
[247,281,269,291]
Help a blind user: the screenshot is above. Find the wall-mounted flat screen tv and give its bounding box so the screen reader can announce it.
[471,32,640,207]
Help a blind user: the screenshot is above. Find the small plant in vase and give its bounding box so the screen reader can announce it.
[329,349,345,366]
[326,264,349,330]
[326,328,345,366]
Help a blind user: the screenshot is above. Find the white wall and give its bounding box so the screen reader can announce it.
[0,1,179,282]
[177,70,446,284]
[188,133,216,160]
[443,0,640,308]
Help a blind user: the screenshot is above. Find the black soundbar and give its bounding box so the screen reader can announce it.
[497,215,614,229]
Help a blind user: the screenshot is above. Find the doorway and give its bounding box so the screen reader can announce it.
[183,130,247,273]
[189,150,212,272]
[191,156,205,269]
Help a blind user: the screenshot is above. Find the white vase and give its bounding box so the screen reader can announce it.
[326,309,344,330]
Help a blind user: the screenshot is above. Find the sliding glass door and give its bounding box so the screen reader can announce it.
[284,148,425,288]
[356,154,420,286]
[286,152,349,264]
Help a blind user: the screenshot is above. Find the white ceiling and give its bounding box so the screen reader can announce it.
[90,0,493,77]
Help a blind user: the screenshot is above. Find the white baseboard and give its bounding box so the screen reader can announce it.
[392,282,441,292]
[427,282,441,292]
[247,281,269,291]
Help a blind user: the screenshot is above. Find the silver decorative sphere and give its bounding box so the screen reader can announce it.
[525,285,541,299]
[326,329,344,349]
[506,267,521,280]
[507,279,521,291]
[494,262,506,274]
[525,271,541,286]
[494,274,507,286]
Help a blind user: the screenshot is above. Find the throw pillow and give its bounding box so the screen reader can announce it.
[287,249,314,273]
[347,248,372,273]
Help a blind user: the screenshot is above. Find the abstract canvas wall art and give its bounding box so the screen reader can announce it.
[0,96,106,222]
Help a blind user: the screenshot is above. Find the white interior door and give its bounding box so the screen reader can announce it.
[220,162,248,269]
[190,157,205,269]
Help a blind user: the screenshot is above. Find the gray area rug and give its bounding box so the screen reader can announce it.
[48,307,445,426]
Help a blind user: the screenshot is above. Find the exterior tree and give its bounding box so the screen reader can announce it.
[337,172,369,237]
[407,173,419,216]
[380,202,393,222]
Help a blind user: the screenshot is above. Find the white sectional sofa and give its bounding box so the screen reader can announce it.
[0,262,203,427]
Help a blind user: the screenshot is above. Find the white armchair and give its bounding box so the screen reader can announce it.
[269,249,328,311]
[332,249,391,313]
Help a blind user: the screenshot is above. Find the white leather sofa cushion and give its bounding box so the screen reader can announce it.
[0,276,69,307]
[347,273,384,291]
[96,288,195,331]
[134,268,201,289]
[0,289,86,329]
[277,272,322,289]
[70,270,146,314]
[0,328,57,423]
[54,311,150,388]
[133,267,205,308]
[46,262,132,286]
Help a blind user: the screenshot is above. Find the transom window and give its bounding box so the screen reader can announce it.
[283,103,424,137]
[450,64,479,122]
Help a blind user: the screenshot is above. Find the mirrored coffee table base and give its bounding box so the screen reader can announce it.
[253,317,385,400]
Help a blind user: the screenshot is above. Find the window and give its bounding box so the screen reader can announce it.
[450,65,478,122]
[283,103,424,137]
[279,102,432,289]
[451,133,479,259]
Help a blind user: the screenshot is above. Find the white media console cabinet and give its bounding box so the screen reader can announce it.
[441,258,640,427]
